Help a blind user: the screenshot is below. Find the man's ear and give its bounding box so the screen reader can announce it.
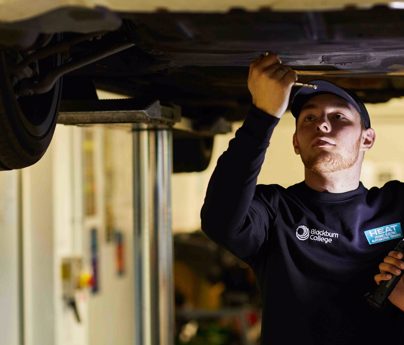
[360,128,376,151]
[293,132,300,155]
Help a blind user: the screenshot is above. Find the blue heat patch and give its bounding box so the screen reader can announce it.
[364,222,403,245]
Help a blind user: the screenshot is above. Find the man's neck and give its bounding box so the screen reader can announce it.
[304,167,361,193]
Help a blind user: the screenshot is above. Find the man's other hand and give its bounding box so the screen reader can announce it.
[248,52,297,118]
[375,250,404,311]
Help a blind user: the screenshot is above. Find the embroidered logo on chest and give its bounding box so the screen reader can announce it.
[364,222,403,245]
[296,225,339,245]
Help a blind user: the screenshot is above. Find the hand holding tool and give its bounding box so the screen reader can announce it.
[366,238,404,309]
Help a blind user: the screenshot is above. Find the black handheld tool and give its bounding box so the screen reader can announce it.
[366,238,404,309]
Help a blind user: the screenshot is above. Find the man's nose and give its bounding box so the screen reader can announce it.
[316,117,331,132]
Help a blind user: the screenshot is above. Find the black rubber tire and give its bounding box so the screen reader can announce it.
[173,136,214,173]
[0,49,62,170]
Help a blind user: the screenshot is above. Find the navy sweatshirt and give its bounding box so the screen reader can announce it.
[201,106,404,345]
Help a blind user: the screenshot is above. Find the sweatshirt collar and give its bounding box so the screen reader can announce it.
[293,181,367,202]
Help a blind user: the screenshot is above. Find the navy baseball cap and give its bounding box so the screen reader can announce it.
[290,80,371,129]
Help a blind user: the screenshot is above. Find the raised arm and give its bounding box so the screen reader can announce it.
[200,53,296,262]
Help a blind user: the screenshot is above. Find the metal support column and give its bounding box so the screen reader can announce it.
[132,124,174,345]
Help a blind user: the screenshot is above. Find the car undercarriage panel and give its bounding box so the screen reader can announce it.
[59,7,404,123]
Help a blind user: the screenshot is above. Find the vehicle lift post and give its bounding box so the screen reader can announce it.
[132,123,174,345]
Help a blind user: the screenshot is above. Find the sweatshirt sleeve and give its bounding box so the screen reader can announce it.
[200,105,280,262]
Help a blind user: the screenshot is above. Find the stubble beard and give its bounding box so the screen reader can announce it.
[301,139,361,174]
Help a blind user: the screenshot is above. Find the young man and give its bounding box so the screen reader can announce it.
[200,52,404,344]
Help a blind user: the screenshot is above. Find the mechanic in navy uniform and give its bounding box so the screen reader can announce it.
[200,52,404,345]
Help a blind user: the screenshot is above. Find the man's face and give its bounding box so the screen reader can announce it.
[293,93,373,174]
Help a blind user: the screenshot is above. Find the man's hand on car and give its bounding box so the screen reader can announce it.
[247,52,297,118]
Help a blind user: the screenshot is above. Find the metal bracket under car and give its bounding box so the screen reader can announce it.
[58,99,181,127]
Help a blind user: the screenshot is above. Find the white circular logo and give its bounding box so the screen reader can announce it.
[296,225,310,241]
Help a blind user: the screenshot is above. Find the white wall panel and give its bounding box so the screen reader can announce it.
[0,171,21,345]
[22,146,55,345]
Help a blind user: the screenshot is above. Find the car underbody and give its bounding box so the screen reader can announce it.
[63,6,404,123]
[1,4,404,170]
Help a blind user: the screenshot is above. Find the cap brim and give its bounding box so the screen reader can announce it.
[290,80,370,128]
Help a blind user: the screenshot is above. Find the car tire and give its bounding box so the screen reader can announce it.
[173,136,214,173]
[0,49,62,170]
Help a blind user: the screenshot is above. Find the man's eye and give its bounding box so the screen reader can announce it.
[334,113,345,120]
[304,114,316,122]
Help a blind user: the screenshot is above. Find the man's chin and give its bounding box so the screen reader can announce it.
[303,153,350,174]
[308,163,340,174]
